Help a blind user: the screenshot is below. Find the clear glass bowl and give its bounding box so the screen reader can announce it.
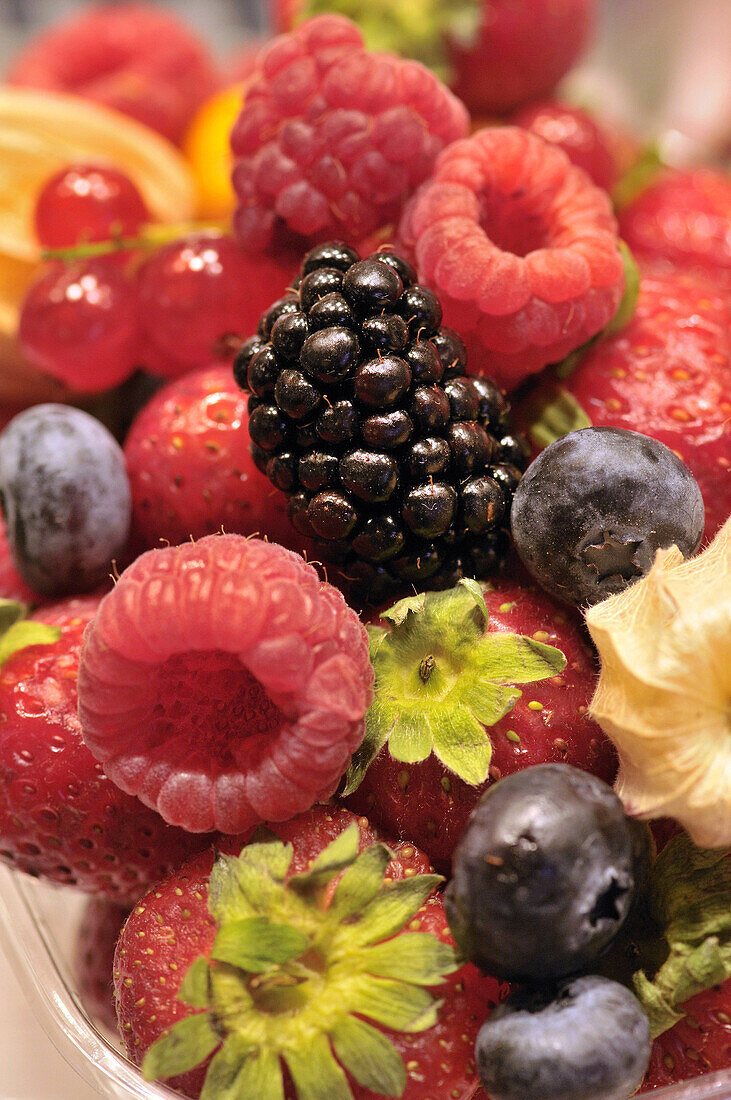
[0,864,729,1100]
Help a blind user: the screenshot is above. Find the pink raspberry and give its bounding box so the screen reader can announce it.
[230,15,469,251]
[77,535,372,834]
[398,127,625,391]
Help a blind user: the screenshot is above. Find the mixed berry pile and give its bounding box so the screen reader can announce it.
[0,4,729,1100]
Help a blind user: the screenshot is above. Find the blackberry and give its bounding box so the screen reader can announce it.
[237,244,527,599]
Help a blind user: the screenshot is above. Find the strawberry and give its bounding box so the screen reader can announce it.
[342,578,616,870]
[640,980,731,1091]
[598,835,731,1092]
[74,898,131,1031]
[618,169,731,289]
[0,594,213,902]
[114,804,504,1100]
[517,267,731,540]
[123,364,311,554]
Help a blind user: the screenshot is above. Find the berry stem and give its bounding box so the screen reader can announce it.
[41,219,229,261]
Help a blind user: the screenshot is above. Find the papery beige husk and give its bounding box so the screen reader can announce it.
[586,517,731,848]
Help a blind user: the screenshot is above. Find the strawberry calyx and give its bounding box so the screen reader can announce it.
[342,580,566,795]
[142,824,455,1099]
[629,834,730,1038]
[290,0,481,80]
[0,598,60,667]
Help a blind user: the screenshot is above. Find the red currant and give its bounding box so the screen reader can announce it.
[136,233,254,376]
[19,259,139,393]
[34,164,149,250]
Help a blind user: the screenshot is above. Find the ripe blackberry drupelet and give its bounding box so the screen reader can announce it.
[236,243,528,598]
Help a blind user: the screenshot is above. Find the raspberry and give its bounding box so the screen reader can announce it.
[239,243,528,600]
[512,101,620,193]
[398,127,625,391]
[230,15,469,251]
[77,535,372,834]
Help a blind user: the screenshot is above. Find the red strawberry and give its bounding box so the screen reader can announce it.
[342,577,616,870]
[0,594,213,902]
[602,835,731,1092]
[74,898,131,1031]
[115,804,503,1100]
[447,0,595,116]
[123,363,311,554]
[618,169,731,289]
[517,267,731,540]
[77,535,373,835]
[640,980,731,1091]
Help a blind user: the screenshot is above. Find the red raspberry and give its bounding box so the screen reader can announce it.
[124,364,309,553]
[618,169,731,289]
[77,535,373,834]
[230,15,469,251]
[512,101,620,193]
[398,127,625,391]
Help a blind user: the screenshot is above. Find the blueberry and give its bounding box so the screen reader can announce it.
[475,976,651,1100]
[444,764,645,982]
[0,404,131,597]
[510,427,705,606]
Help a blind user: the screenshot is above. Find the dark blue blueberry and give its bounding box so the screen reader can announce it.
[510,427,705,606]
[445,764,646,982]
[0,404,131,597]
[475,976,651,1100]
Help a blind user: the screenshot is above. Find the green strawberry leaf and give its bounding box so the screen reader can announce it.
[0,599,27,634]
[330,843,393,921]
[330,1016,406,1097]
[352,874,444,946]
[284,1033,352,1100]
[523,384,593,449]
[0,620,61,668]
[344,581,566,791]
[612,143,665,209]
[632,835,731,1037]
[347,974,440,1032]
[178,957,211,1007]
[211,917,310,972]
[289,824,360,895]
[363,932,458,984]
[605,241,640,336]
[142,1013,220,1081]
[208,837,292,922]
[201,1041,283,1100]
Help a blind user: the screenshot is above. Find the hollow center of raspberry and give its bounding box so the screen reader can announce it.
[479,190,550,257]
[153,649,282,760]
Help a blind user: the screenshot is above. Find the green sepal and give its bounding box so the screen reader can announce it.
[330,1016,406,1097]
[297,0,482,82]
[612,143,665,210]
[289,824,360,895]
[523,384,593,449]
[605,241,640,336]
[632,835,731,1038]
[142,1012,220,1081]
[345,582,566,792]
[178,956,211,1008]
[0,618,61,668]
[347,974,440,1032]
[201,1040,283,1100]
[330,843,393,921]
[208,838,293,922]
[363,932,458,985]
[0,599,26,634]
[352,874,444,946]
[284,1032,352,1100]
[211,917,310,973]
